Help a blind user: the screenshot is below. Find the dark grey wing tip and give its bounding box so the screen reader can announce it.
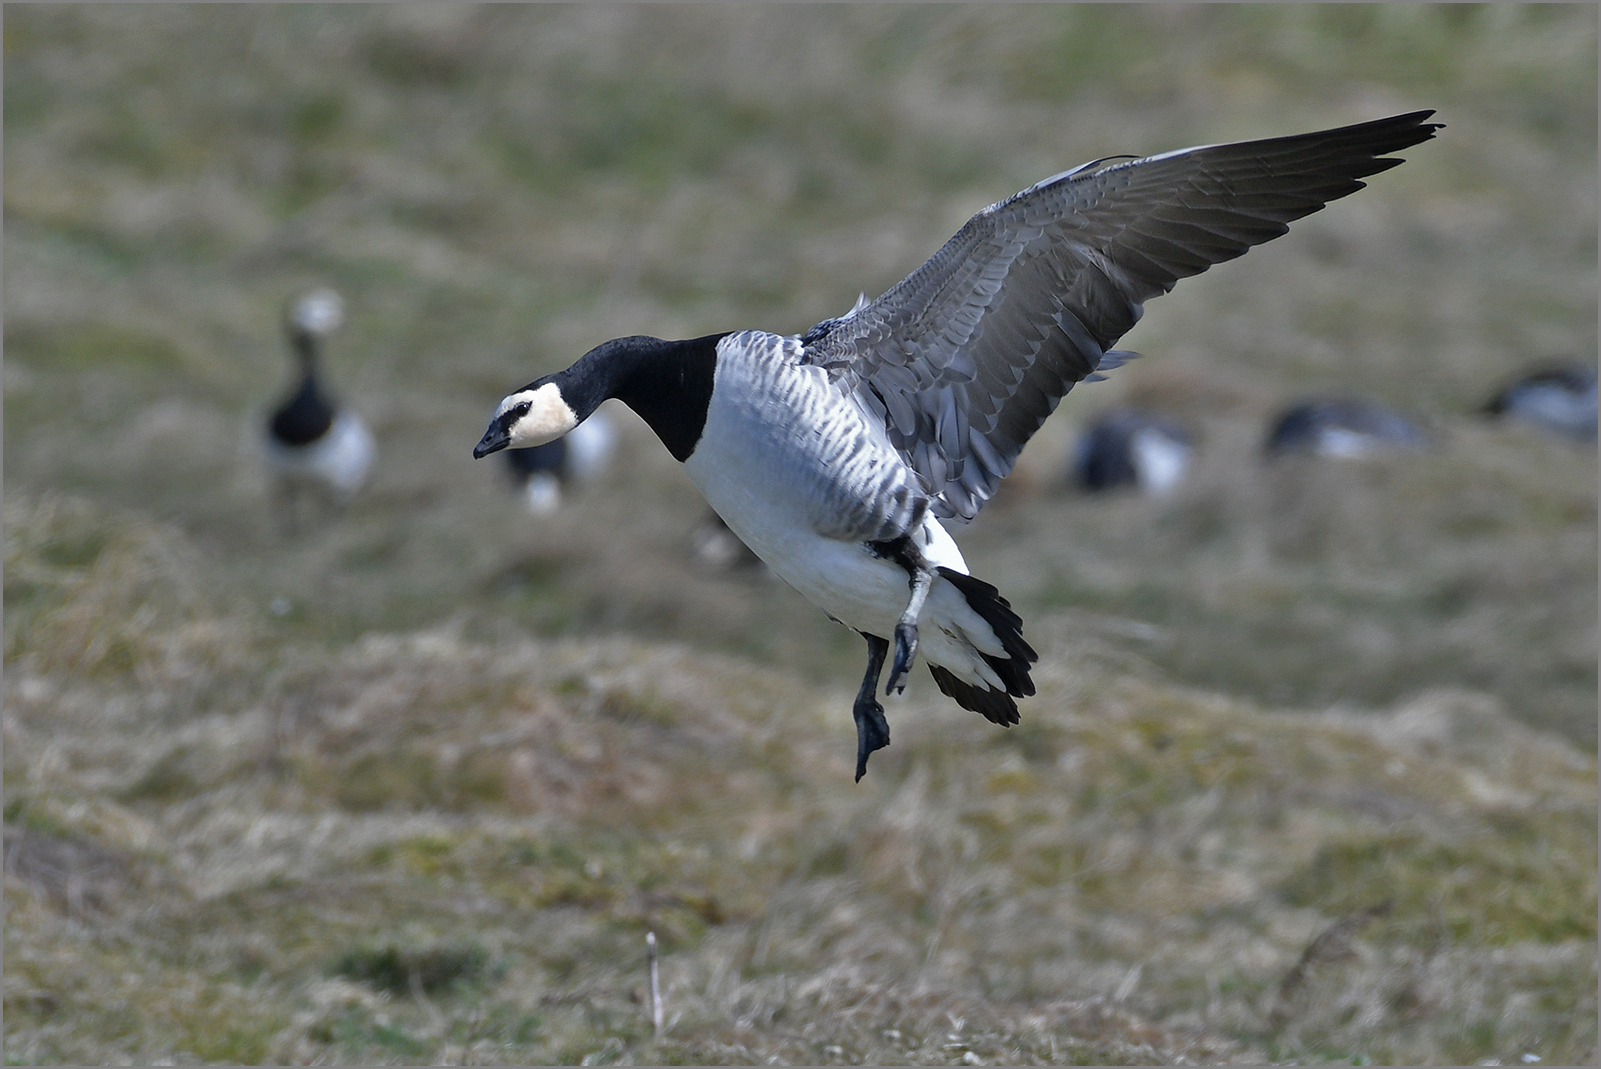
[1283,109,1444,163]
[1348,108,1445,152]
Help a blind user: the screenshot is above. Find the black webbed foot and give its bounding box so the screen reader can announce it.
[886,620,918,696]
[852,695,891,782]
[852,632,892,781]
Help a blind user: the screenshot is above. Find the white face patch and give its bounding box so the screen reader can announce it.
[501,382,580,448]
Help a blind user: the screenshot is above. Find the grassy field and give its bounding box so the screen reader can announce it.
[4,6,1596,1065]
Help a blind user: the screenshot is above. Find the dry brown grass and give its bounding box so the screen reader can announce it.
[5,6,1597,1064]
[5,492,1596,1064]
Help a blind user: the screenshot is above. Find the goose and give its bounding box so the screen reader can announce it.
[501,407,618,514]
[1073,409,1195,495]
[1264,396,1428,458]
[1483,362,1598,442]
[265,289,376,519]
[474,111,1441,780]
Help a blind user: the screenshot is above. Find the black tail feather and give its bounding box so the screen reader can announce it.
[930,664,1020,726]
[931,568,1038,725]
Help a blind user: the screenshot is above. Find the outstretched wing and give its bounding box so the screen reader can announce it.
[801,111,1442,521]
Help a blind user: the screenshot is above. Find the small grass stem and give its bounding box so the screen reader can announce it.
[647,930,663,1037]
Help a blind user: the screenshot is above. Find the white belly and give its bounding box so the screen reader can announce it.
[684,416,1010,691]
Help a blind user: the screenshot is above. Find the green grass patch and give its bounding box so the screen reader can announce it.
[1282,826,1598,947]
[4,320,189,374]
[331,941,495,997]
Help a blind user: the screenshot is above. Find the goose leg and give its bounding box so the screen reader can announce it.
[852,633,891,782]
[886,564,934,696]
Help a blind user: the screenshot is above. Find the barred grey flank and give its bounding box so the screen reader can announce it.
[710,331,928,544]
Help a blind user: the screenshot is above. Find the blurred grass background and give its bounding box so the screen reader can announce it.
[4,5,1596,1065]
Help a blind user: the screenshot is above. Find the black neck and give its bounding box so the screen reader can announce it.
[290,330,320,368]
[558,333,726,462]
[270,372,335,445]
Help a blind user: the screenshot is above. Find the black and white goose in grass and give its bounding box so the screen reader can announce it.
[475,112,1441,780]
[265,288,376,520]
[1263,396,1429,458]
[1073,408,1196,496]
[1483,362,1598,442]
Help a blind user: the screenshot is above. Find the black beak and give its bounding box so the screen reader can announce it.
[473,421,510,459]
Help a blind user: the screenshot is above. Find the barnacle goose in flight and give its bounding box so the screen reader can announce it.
[475,112,1441,780]
[265,289,376,520]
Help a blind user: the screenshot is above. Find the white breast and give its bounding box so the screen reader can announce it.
[1130,427,1192,494]
[265,411,376,495]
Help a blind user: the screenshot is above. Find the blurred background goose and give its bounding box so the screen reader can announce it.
[500,407,617,514]
[1483,361,1598,442]
[1072,408,1195,495]
[1264,396,1428,458]
[690,509,768,572]
[264,288,376,525]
